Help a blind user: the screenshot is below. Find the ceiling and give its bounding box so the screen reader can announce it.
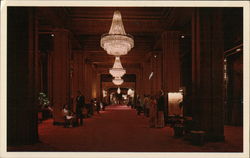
[37,7,191,70]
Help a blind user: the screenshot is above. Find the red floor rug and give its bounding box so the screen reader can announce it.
[8,105,243,152]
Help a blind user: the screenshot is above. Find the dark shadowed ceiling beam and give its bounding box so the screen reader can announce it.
[36,7,83,50]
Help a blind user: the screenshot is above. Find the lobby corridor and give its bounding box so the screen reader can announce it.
[8,105,242,152]
[5,7,245,157]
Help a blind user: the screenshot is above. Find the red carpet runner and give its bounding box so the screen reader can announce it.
[8,105,242,152]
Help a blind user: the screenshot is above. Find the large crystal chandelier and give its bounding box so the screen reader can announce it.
[112,77,124,85]
[109,56,126,78]
[100,10,134,56]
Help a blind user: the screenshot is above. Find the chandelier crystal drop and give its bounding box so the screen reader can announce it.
[112,77,124,85]
[100,10,134,56]
[109,57,126,78]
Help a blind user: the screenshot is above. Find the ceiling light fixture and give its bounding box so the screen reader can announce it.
[112,77,124,85]
[100,10,134,56]
[109,56,126,78]
[117,87,121,94]
[149,72,154,80]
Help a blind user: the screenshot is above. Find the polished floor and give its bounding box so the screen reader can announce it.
[8,105,243,152]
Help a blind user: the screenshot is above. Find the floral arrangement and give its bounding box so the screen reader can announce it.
[38,92,50,109]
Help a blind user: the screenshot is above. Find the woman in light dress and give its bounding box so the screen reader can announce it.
[62,105,75,128]
[149,96,157,128]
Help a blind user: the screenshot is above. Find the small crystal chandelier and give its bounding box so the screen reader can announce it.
[109,56,126,78]
[117,87,121,94]
[100,10,134,56]
[112,77,124,85]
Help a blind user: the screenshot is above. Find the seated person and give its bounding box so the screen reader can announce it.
[96,98,101,114]
[62,104,75,128]
[82,107,88,118]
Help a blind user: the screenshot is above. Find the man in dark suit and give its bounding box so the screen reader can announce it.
[156,90,166,127]
[76,90,85,126]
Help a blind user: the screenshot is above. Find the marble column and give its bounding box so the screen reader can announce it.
[91,66,98,99]
[191,8,224,141]
[135,68,143,96]
[142,61,151,95]
[72,52,85,112]
[51,28,71,124]
[151,53,162,95]
[162,31,181,92]
[84,61,95,103]
[96,73,101,99]
[7,8,39,145]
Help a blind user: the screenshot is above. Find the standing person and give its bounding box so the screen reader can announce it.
[143,95,150,117]
[136,95,142,115]
[140,95,145,116]
[96,98,101,114]
[102,96,108,111]
[149,96,157,128]
[165,90,169,124]
[89,99,94,116]
[156,90,165,128]
[132,93,137,109]
[76,90,84,126]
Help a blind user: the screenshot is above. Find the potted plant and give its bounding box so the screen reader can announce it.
[38,92,52,121]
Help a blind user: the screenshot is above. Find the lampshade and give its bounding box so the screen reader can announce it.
[112,77,124,85]
[100,10,134,56]
[168,92,183,104]
[127,88,134,97]
[102,90,107,97]
[109,57,126,77]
